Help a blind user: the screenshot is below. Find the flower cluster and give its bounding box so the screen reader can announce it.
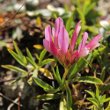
[43,17,101,67]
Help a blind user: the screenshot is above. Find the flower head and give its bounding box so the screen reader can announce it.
[43,17,101,67]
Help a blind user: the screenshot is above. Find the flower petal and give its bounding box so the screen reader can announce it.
[78,47,89,57]
[70,21,81,51]
[55,17,64,37]
[50,41,58,56]
[45,25,52,41]
[43,39,58,56]
[43,39,51,52]
[78,32,88,51]
[86,34,102,51]
[52,27,58,47]
[52,27,55,37]
[78,32,89,57]
[71,51,78,62]
[52,17,64,48]
[58,26,69,54]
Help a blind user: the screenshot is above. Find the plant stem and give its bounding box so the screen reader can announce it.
[62,68,69,79]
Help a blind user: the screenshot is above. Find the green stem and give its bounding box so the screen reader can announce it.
[62,68,69,79]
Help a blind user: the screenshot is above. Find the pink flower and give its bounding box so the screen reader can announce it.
[43,17,102,67]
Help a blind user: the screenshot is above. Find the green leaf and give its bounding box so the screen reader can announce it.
[100,95,106,103]
[68,58,86,80]
[2,65,28,77]
[35,93,61,101]
[96,86,100,100]
[34,78,54,92]
[66,16,73,32]
[77,8,85,25]
[13,41,23,56]
[35,53,40,60]
[39,58,55,67]
[103,98,110,103]
[52,66,62,84]
[93,46,105,58]
[85,90,95,98]
[39,49,47,63]
[8,49,27,67]
[77,76,103,85]
[26,48,34,61]
[84,2,96,16]
[66,85,72,109]
[87,98,99,108]
[100,66,106,81]
[26,48,38,69]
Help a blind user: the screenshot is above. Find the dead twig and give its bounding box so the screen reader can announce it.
[0,93,23,108]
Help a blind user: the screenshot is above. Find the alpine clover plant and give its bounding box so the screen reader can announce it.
[43,17,102,79]
[41,17,103,109]
[2,17,104,110]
